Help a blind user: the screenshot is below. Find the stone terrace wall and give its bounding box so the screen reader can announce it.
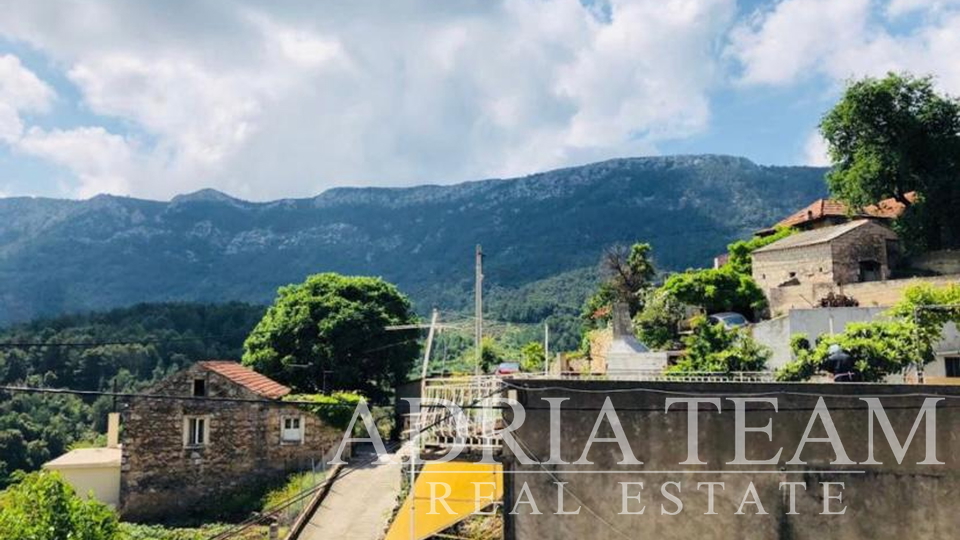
[503,380,960,540]
[767,274,960,315]
[119,364,341,522]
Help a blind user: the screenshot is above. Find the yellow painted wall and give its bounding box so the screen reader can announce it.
[48,466,121,507]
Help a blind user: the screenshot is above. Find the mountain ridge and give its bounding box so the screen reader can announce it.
[0,154,828,325]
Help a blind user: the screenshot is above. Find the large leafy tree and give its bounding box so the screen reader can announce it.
[667,317,770,374]
[0,471,119,540]
[242,273,418,400]
[582,242,656,329]
[777,321,921,383]
[660,266,766,317]
[820,72,960,250]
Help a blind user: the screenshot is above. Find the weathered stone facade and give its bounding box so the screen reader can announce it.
[119,363,342,522]
[752,220,899,297]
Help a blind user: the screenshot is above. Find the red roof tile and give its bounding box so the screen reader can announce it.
[767,192,915,231]
[198,361,291,400]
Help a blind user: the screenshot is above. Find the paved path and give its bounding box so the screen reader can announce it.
[298,451,403,540]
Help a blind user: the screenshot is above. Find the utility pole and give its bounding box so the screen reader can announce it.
[543,323,550,376]
[474,244,484,376]
[419,309,439,394]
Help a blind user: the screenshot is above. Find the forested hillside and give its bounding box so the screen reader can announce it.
[0,155,827,325]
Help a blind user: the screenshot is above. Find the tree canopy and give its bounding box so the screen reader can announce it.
[667,317,770,374]
[821,72,960,250]
[0,471,119,540]
[582,243,656,329]
[660,266,766,317]
[242,273,418,400]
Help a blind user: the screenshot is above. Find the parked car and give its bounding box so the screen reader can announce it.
[707,312,750,329]
[495,362,520,375]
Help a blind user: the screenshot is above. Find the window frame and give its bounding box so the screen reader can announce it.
[192,378,207,397]
[280,415,305,444]
[945,357,960,378]
[183,415,211,448]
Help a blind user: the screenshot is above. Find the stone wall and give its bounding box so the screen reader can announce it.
[766,274,960,315]
[503,380,960,540]
[753,221,899,308]
[753,242,834,293]
[119,364,342,522]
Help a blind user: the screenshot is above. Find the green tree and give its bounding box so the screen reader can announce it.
[582,242,656,329]
[242,273,418,400]
[0,471,119,540]
[667,317,770,374]
[777,321,921,382]
[633,289,685,350]
[778,283,960,382]
[661,267,766,317]
[820,72,960,250]
[453,337,508,374]
[519,342,546,372]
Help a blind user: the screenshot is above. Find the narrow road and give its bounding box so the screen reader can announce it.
[298,451,402,540]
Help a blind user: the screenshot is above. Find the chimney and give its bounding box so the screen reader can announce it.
[107,412,120,448]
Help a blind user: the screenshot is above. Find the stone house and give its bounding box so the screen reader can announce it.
[752,220,900,296]
[119,361,342,522]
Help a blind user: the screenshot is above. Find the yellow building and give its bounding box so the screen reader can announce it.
[42,413,121,507]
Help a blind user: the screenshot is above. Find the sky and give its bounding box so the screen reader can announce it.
[0,0,958,201]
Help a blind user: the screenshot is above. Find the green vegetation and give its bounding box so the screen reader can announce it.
[242,273,419,401]
[778,283,960,381]
[778,321,920,382]
[0,471,119,540]
[519,342,546,372]
[821,72,960,251]
[660,267,766,317]
[633,289,685,350]
[668,317,770,374]
[582,243,656,329]
[0,302,263,487]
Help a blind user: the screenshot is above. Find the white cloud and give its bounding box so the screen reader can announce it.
[0,102,23,143]
[0,54,54,112]
[727,0,960,94]
[0,54,55,144]
[802,131,830,167]
[0,0,736,200]
[17,126,140,198]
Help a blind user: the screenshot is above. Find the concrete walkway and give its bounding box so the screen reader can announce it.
[298,451,403,540]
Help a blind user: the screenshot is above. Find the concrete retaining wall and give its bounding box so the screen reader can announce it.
[503,380,960,540]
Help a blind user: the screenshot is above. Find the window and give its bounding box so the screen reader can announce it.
[184,416,208,447]
[945,357,960,378]
[192,378,207,397]
[281,416,304,443]
[858,260,882,283]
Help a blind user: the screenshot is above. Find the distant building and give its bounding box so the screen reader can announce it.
[43,413,122,507]
[119,361,342,522]
[754,193,913,237]
[752,220,900,295]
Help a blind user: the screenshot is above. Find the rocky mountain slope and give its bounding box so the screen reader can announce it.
[0,155,827,325]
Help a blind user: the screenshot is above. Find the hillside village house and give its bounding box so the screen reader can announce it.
[119,361,342,522]
[752,219,900,295]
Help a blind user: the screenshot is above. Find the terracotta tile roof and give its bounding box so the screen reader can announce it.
[863,192,917,218]
[766,192,915,231]
[198,361,291,400]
